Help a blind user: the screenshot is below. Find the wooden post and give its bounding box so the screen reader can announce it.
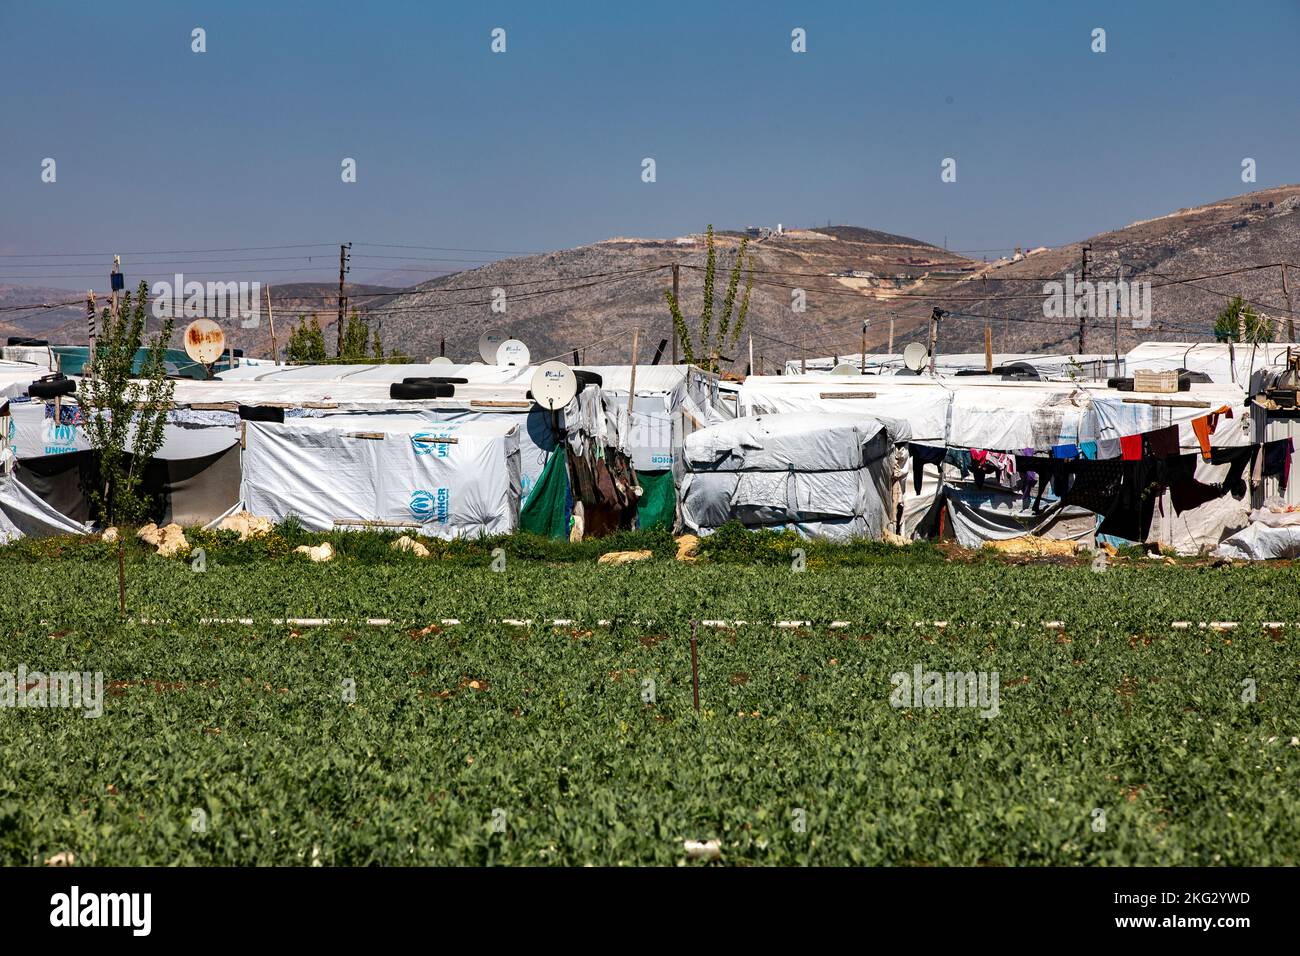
[927,308,942,376]
[984,322,993,373]
[1283,265,1296,344]
[85,290,96,377]
[265,285,277,364]
[860,319,867,374]
[887,313,895,355]
[748,334,754,377]
[627,327,640,422]
[690,619,700,711]
[671,264,680,366]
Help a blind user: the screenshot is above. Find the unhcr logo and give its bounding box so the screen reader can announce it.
[151,272,261,328]
[1042,270,1152,329]
[410,488,451,524]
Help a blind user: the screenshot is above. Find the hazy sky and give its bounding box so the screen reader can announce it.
[2,0,1298,290]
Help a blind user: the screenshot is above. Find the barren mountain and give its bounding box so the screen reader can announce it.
[6,185,1298,370]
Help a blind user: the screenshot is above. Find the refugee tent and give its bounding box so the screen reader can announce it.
[1123,341,1292,390]
[737,372,1265,552]
[1,360,53,399]
[785,352,1116,380]
[240,416,521,538]
[680,412,910,540]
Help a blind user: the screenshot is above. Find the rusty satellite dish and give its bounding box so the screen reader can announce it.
[183,319,226,365]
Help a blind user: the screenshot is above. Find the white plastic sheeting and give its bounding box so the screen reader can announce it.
[786,352,1116,380]
[241,416,521,538]
[680,413,909,540]
[0,457,89,542]
[0,362,52,399]
[944,490,1097,549]
[1213,507,1300,560]
[1125,341,1291,389]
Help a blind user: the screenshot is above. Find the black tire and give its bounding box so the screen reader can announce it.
[390,381,455,399]
[28,374,75,398]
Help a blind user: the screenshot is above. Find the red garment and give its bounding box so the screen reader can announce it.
[1120,434,1143,461]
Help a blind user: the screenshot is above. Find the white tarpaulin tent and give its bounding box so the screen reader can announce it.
[1124,341,1292,390]
[785,351,1116,380]
[680,412,910,540]
[241,416,521,538]
[738,374,1255,552]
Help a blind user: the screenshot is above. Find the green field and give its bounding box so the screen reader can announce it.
[2,529,1298,865]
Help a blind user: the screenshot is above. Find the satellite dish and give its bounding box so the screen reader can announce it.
[496,339,530,367]
[430,356,454,366]
[903,342,929,372]
[530,361,578,410]
[183,319,226,365]
[830,362,858,376]
[478,329,507,363]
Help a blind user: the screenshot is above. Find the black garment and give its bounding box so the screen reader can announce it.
[1059,459,1126,515]
[1142,424,1180,459]
[1160,453,1224,514]
[1098,460,1161,542]
[909,443,946,494]
[1209,444,1258,499]
[1263,438,1294,491]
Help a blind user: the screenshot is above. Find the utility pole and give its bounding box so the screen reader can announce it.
[85,290,96,377]
[265,285,278,363]
[1283,265,1296,344]
[1113,265,1122,366]
[671,264,680,365]
[748,333,754,377]
[337,242,352,357]
[984,321,992,373]
[887,313,895,355]
[860,319,868,374]
[1078,243,1091,352]
[927,307,944,376]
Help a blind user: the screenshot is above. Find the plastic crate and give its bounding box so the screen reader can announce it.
[1133,369,1180,393]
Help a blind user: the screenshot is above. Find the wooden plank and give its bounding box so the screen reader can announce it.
[343,431,386,440]
[820,391,877,399]
[470,400,532,409]
[330,517,421,528]
[302,401,340,409]
[1121,397,1211,409]
[188,402,238,411]
[410,435,458,445]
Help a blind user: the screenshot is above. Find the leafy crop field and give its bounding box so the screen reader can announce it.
[2,532,1298,865]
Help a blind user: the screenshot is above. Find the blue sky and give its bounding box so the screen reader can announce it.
[2,0,1298,289]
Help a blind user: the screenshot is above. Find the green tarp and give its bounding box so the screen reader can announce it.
[519,449,570,539]
[635,469,676,531]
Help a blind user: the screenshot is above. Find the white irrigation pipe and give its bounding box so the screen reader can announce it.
[116,617,1295,631]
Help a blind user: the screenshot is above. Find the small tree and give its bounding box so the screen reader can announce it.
[80,281,176,614]
[338,308,373,361]
[1214,296,1273,343]
[664,224,755,371]
[285,315,327,363]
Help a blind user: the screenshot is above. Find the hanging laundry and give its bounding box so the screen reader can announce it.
[1051,443,1079,459]
[1079,441,1099,460]
[1191,405,1235,460]
[1094,437,1123,460]
[1262,437,1295,491]
[1209,444,1258,499]
[1120,433,1144,461]
[1161,453,1224,514]
[908,443,946,494]
[1142,424,1180,460]
[1059,458,1126,515]
[944,448,972,480]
